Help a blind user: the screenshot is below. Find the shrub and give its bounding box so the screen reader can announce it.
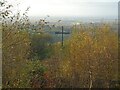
[2,26,31,87]
[30,33,53,60]
[61,24,118,88]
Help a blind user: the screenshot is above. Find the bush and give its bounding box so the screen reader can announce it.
[1,0,53,88]
[27,60,49,88]
[61,24,118,88]
[30,33,53,60]
[2,29,31,88]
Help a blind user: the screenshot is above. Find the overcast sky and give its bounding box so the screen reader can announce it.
[7,0,119,18]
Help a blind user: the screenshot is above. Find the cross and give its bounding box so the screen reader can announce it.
[55,26,70,46]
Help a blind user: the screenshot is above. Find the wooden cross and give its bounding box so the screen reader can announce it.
[55,26,70,46]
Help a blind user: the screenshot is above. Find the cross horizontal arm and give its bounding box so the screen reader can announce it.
[55,32,70,34]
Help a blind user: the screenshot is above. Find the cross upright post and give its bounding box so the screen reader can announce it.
[62,26,64,47]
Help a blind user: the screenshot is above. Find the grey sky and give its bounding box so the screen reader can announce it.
[8,0,119,18]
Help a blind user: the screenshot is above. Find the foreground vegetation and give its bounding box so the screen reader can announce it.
[2,23,119,88]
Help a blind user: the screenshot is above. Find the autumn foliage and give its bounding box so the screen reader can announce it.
[42,23,118,88]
